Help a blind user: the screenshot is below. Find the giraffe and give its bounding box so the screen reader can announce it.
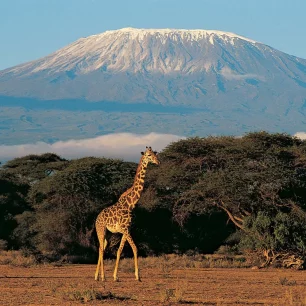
[94,146,160,281]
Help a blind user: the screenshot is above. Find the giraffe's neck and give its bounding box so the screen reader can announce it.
[133,157,148,192]
[118,157,148,210]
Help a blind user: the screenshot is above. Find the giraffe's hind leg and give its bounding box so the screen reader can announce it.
[113,234,127,282]
[94,245,102,281]
[95,226,107,281]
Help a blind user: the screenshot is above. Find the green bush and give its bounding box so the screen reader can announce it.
[2,132,306,262]
[14,157,137,257]
[239,211,306,257]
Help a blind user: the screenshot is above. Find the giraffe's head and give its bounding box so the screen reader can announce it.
[141,146,160,165]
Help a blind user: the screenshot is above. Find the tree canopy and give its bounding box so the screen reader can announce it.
[1,132,306,268]
[14,157,137,256]
[140,132,306,267]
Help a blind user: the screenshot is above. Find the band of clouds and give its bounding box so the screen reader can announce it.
[294,132,306,140]
[1,132,305,163]
[0,132,184,162]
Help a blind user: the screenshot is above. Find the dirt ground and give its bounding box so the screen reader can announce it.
[0,261,305,305]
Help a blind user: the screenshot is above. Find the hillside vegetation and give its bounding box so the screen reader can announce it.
[1,132,305,268]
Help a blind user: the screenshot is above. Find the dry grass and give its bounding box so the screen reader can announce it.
[0,253,305,305]
[159,279,188,303]
[0,251,251,269]
[0,250,37,267]
[284,289,306,306]
[279,276,298,286]
[62,287,132,303]
[139,253,250,270]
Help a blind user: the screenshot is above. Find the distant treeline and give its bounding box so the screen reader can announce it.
[1,132,305,268]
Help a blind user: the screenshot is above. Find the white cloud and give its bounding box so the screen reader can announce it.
[294,132,306,140]
[0,132,184,162]
[220,66,264,81]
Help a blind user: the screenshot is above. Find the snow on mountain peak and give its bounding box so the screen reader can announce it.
[97,27,257,44]
[2,27,306,111]
[4,27,260,76]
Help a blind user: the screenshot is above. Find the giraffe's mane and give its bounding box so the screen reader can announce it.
[118,155,145,199]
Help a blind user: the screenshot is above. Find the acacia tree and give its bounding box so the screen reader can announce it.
[142,132,306,268]
[14,157,137,257]
[0,153,68,250]
[2,153,69,184]
[0,172,30,249]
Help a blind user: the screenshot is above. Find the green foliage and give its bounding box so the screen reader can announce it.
[0,171,30,248]
[240,211,306,256]
[2,153,68,184]
[142,132,306,257]
[15,157,137,256]
[28,157,136,203]
[0,153,67,249]
[13,211,37,250]
[2,132,306,261]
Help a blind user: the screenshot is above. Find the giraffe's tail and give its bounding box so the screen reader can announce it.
[89,222,99,251]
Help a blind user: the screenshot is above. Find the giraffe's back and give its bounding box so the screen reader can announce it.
[96,202,132,234]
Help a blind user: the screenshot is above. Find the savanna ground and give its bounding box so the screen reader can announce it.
[0,252,305,305]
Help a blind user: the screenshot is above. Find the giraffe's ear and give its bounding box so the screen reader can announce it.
[141,151,144,155]
[153,151,157,154]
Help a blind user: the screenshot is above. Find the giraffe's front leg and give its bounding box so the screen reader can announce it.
[126,233,141,281]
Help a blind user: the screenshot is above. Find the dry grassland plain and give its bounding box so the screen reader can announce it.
[0,254,305,305]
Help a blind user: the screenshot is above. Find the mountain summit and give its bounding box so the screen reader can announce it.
[1,28,306,145]
[1,27,306,107]
[1,28,257,76]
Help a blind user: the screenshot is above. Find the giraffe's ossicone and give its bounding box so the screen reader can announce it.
[94,146,159,281]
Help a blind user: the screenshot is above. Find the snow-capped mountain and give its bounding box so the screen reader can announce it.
[2,28,258,76]
[1,27,306,107]
[1,28,306,145]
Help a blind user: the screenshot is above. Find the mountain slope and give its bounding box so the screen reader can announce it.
[1,28,306,146]
[1,27,306,109]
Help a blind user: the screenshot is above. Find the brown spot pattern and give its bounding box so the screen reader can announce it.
[94,147,159,281]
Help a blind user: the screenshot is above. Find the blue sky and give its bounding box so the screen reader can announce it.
[0,0,305,70]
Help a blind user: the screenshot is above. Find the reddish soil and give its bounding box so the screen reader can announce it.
[0,263,305,305]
